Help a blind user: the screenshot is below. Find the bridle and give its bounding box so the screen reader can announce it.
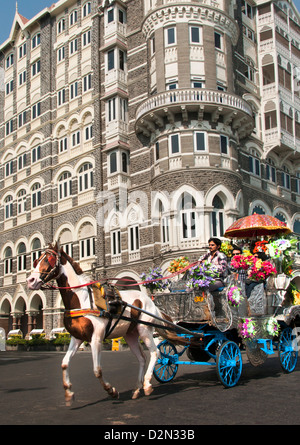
[34,249,61,285]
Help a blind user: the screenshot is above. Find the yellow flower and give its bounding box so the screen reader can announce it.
[292,289,300,306]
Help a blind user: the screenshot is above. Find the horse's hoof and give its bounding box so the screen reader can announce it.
[144,386,154,396]
[132,389,140,399]
[65,391,75,406]
[111,387,119,399]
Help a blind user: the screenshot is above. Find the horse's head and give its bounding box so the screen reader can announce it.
[27,244,61,290]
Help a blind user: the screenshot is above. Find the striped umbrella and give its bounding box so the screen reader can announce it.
[224,214,292,238]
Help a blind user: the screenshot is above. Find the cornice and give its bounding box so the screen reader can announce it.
[142,4,239,45]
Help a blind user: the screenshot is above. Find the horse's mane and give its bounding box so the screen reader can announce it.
[49,243,84,276]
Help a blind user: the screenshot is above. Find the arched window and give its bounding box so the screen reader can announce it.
[58,229,73,257]
[180,193,196,239]
[159,201,169,244]
[4,247,13,274]
[17,242,27,272]
[79,222,95,259]
[5,195,13,219]
[78,163,94,192]
[252,205,265,215]
[31,183,41,208]
[281,165,290,189]
[17,189,27,214]
[274,212,287,223]
[244,56,255,82]
[211,195,224,237]
[249,148,261,177]
[266,157,276,183]
[31,238,42,264]
[82,1,91,17]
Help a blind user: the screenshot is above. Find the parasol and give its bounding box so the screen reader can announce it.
[224,214,292,238]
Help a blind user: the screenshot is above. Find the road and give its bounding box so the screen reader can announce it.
[0,349,299,427]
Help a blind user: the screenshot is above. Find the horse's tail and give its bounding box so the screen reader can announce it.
[155,311,193,346]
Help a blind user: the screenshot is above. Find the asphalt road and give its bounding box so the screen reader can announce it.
[0,349,299,427]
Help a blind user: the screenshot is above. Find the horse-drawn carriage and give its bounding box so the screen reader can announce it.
[151,274,300,388]
[26,235,300,403]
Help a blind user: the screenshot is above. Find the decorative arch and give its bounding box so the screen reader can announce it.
[273,207,291,227]
[249,200,271,215]
[205,183,235,209]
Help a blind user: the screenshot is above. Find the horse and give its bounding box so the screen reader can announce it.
[26,243,179,405]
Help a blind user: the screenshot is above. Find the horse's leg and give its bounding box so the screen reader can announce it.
[124,328,147,399]
[90,332,119,399]
[137,325,158,396]
[61,336,82,405]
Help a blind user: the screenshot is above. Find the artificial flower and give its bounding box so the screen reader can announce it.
[264,317,280,337]
[247,260,277,281]
[253,240,268,254]
[168,256,189,274]
[230,254,257,271]
[220,241,233,258]
[238,318,257,339]
[186,261,219,290]
[140,267,170,292]
[227,285,243,307]
[292,289,300,306]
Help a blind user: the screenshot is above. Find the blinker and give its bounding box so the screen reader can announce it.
[48,255,56,268]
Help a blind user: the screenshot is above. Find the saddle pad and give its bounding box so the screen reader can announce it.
[92,283,123,315]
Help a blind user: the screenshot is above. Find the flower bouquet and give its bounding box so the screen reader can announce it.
[253,240,268,254]
[264,317,280,337]
[168,256,189,274]
[230,253,257,271]
[220,241,233,258]
[140,267,169,293]
[291,289,300,306]
[227,285,243,307]
[267,237,297,276]
[238,318,257,339]
[247,259,277,282]
[186,261,219,291]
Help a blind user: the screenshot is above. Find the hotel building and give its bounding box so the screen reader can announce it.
[0,0,300,336]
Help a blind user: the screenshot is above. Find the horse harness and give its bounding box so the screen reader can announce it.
[37,249,185,338]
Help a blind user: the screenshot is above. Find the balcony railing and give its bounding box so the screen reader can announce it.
[135,89,254,137]
[136,89,253,120]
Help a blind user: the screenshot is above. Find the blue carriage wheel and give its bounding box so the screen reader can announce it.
[278,327,298,373]
[216,341,242,388]
[153,340,178,383]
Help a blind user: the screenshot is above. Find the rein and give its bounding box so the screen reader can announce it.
[45,260,200,291]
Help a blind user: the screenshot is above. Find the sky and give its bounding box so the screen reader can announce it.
[0,0,300,44]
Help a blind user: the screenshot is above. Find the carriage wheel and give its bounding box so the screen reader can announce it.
[153,340,178,383]
[216,341,242,388]
[278,327,298,373]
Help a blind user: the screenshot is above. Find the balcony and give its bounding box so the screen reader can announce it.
[135,89,254,137]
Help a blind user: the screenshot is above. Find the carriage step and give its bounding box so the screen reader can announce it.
[256,339,274,355]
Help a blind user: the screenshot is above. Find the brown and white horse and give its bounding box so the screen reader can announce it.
[26,243,176,404]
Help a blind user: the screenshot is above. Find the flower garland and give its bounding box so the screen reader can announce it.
[168,256,189,274]
[264,317,280,337]
[186,261,219,290]
[140,267,169,292]
[238,318,257,339]
[227,285,243,307]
